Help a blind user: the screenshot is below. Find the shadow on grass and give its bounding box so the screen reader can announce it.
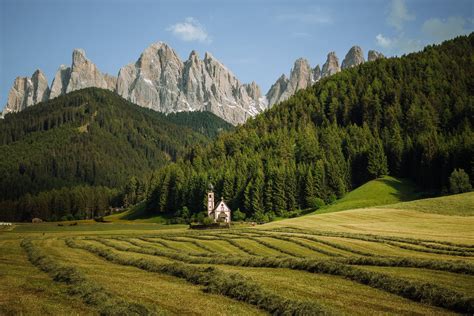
[377,177,422,201]
[118,201,170,223]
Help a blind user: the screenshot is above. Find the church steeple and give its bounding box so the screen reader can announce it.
[207,184,215,216]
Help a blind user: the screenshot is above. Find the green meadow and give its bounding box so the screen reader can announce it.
[1,180,473,315]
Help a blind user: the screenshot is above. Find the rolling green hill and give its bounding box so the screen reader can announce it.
[382,191,474,216]
[0,88,232,221]
[315,176,420,214]
[263,191,474,242]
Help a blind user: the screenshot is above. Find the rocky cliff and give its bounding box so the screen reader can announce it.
[2,70,49,116]
[3,42,383,122]
[341,46,365,69]
[368,50,385,62]
[266,47,384,106]
[266,58,313,105]
[117,43,266,124]
[4,43,266,125]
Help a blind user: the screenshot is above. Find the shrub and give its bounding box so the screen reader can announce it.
[201,216,215,225]
[307,197,325,209]
[449,168,472,194]
[232,208,246,221]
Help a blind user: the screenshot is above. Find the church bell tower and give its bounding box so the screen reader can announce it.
[207,183,215,216]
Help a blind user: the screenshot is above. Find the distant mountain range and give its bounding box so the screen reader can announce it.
[2,42,383,124]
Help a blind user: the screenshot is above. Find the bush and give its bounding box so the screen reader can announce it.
[449,168,472,194]
[307,197,325,209]
[201,216,215,225]
[232,208,246,221]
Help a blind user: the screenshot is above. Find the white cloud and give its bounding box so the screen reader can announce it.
[422,17,472,42]
[167,17,211,43]
[387,0,415,31]
[375,33,423,55]
[376,34,392,48]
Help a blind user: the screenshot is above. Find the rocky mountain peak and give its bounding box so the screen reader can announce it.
[72,48,87,67]
[3,69,50,115]
[368,50,385,62]
[116,42,265,124]
[4,41,267,124]
[322,52,340,78]
[266,45,379,107]
[342,46,365,69]
[290,58,313,91]
[266,74,289,106]
[50,65,71,98]
[66,48,110,94]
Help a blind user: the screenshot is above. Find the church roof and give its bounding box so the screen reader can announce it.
[211,199,231,213]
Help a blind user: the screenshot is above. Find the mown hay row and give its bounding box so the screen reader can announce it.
[245,237,305,258]
[265,235,341,257]
[266,227,474,250]
[137,237,178,251]
[21,239,155,315]
[67,238,328,316]
[83,237,474,313]
[158,236,217,253]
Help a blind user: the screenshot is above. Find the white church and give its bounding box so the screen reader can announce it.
[207,184,231,223]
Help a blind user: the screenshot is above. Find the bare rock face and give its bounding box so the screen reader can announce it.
[313,65,321,82]
[66,49,109,93]
[266,46,379,107]
[104,74,117,91]
[266,74,289,106]
[321,52,341,78]
[3,69,49,115]
[368,50,385,62]
[117,43,266,124]
[342,46,365,69]
[265,58,314,106]
[50,65,71,98]
[50,49,115,99]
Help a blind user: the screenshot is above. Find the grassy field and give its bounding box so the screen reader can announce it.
[1,188,473,314]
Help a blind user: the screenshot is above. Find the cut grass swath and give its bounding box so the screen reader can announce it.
[83,237,474,313]
[67,238,328,315]
[21,239,155,315]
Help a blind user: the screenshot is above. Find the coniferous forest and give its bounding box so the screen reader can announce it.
[1,34,472,222]
[144,34,473,222]
[0,89,232,221]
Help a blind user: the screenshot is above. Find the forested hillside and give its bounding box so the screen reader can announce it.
[0,88,231,221]
[145,34,474,222]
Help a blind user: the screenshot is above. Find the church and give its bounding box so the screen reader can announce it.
[207,184,231,223]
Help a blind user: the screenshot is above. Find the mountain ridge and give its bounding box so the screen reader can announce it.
[3,42,383,124]
[3,42,267,125]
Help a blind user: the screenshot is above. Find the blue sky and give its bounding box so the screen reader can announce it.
[1,0,473,111]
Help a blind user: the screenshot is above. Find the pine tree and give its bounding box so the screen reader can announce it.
[367,139,389,178]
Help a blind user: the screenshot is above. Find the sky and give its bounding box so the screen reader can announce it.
[1,0,473,111]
